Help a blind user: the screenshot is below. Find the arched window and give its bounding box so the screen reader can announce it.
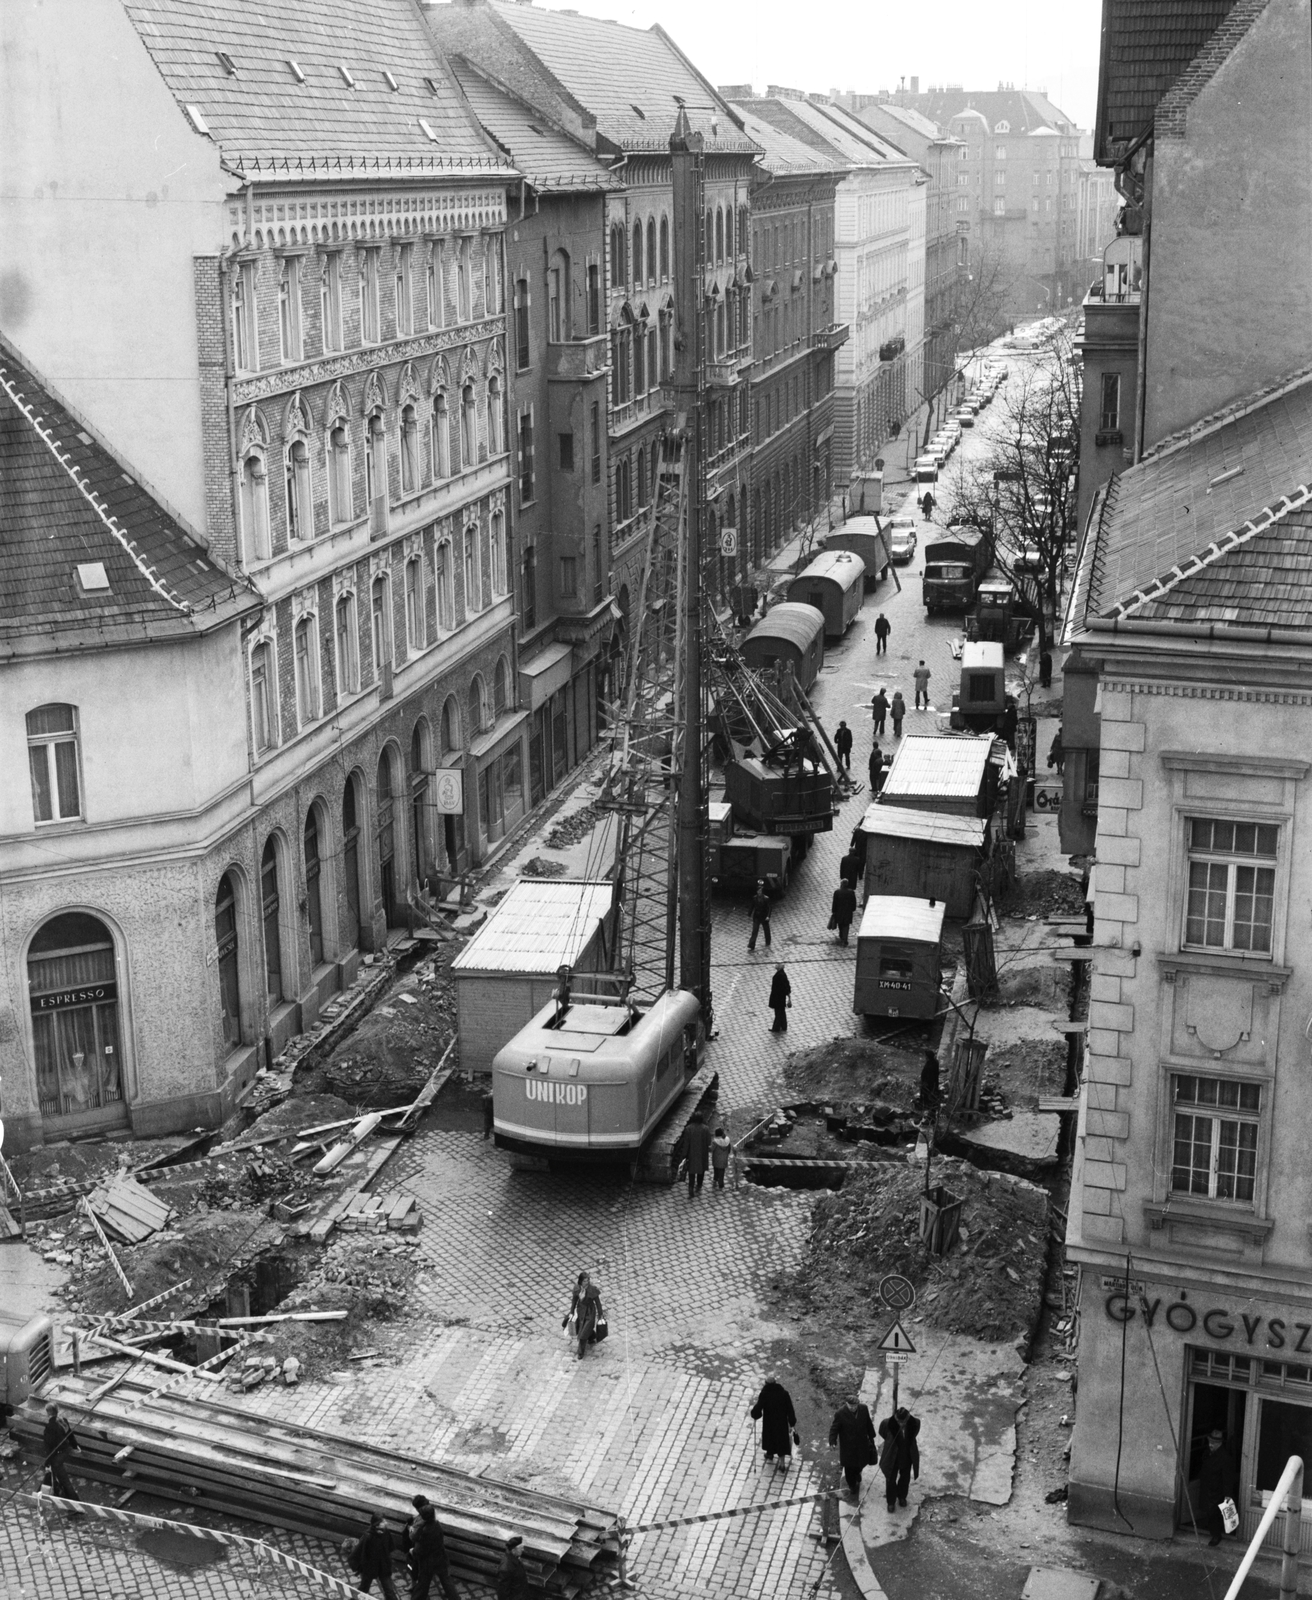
[704,208,714,261]
[285,438,312,542]
[430,392,451,480]
[250,639,276,752]
[633,324,645,394]
[469,675,488,736]
[648,326,658,389]
[29,910,124,1122]
[725,205,734,260]
[404,555,425,652]
[365,412,388,532]
[240,451,271,562]
[610,223,626,288]
[487,375,504,455]
[335,593,360,695]
[548,250,569,342]
[646,218,656,285]
[463,522,482,613]
[715,299,726,359]
[435,539,454,631]
[632,222,644,287]
[327,421,352,525]
[377,749,399,926]
[399,403,419,495]
[637,449,648,508]
[342,775,363,947]
[659,309,672,381]
[260,837,283,1005]
[371,573,392,673]
[304,807,326,968]
[738,206,749,257]
[715,207,725,263]
[460,383,477,470]
[410,720,433,885]
[27,704,82,824]
[294,614,320,724]
[659,216,670,280]
[494,655,509,718]
[440,695,461,755]
[490,510,508,597]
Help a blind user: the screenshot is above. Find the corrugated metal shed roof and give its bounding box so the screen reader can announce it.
[452,879,612,974]
[860,805,986,848]
[790,549,865,589]
[745,601,825,652]
[882,735,992,799]
[858,895,946,943]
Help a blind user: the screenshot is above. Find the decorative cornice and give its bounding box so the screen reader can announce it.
[1102,678,1312,706]
[233,323,503,405]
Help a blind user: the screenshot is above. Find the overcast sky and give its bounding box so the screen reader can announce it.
[531,0,1103,132]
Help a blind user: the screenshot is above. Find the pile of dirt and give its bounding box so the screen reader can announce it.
[521,856,570,878]
[784,1157,1049,1346]
[12,1136,193,1200]
[987,1041,1068,1110]
[243,1094,356,1140]
[783,1038,927,1108]
[1001,869,1087,921]
[543,802,603,851]
[289,1234,422,1324]
[316,959,458,1106]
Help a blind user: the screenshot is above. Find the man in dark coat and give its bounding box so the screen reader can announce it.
[1198,1428,1238,1545]
[748,880,772,952]
[839,844,861,888]
[874,612,891,656]
[829,1397,876,1497]
[919,1051,941,1115]
[768,965,792,1033]
[834,720,853,772]
[353,1513,399,1598]
[878,1406,921,1510]
[682,1111,712,1199]
[830,879,857,947]
[495,1536,531,1600]
[870,689,889,737]
[869,745,885,795]
[750,1377,799,1471]
[410,1502,461,1599]
[42,1403,82,1503]
[890,691,906,738]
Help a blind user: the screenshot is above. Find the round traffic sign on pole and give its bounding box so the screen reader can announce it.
[879,1274,916,1313]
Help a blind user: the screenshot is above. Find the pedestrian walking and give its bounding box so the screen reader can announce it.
[748,880,772,952]
[495,1536,531,1600]
[711,1126,732,1190]
[912,660,931,711]
[768,964,792,1034]
[1047,731,1065,776]
[830,878,857,947]
[870,689,889,737]
[829,1396,876,1499]
[839,844,861,887]
[1199,1428,1239,1546]
[921,490,935,520]
[868,745,885,795]
[878,1406,921,1510]
[680,1110,712,1199]
[750,1376,799,1472]
[890,691,906,737]
[874,612,891,656]
[562,1270,606,1359]
[348,1513,399,1599]
[42,1403,82,1504]
[834,720,853,772]
[409,1502,461,1600]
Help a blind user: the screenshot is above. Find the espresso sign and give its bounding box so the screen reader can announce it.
[31,983,118,1013]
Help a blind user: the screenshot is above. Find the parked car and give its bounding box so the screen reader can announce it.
[1014,542,1044,573]
[888,525,918,563]
[951,407,976,427]
[931,434,956,460]
[939,420,962,442]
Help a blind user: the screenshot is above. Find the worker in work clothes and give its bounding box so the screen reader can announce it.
[407,1500,461,1600]
[351,1513,399,1599]
[768,964,792,1033]
[878,1406,921,1510]
[834,720,853,772]
[870,688,889,737]
[495,1536,530,1600]
[1199,1428,1239,1545]
[681,1110,713,1199]
[42,1404,82,1504]
[874,612,891,656]
[890,691,906,738]
[750,1376,799,1472]
[830,878,858,947]
[829,1397,876,1498]
[748,880,772,952]
[912,660,931,711]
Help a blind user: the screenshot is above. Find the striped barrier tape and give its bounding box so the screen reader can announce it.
[73,1316,265,1341]
[741,1156,888,1169]
[85,1282,195,1334]
[626,1489,835,1534]
[21,1491,360,1599]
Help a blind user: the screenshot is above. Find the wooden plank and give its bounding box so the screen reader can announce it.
[1037,1096,1078,1114]
[1050,947,1095,962]
[0,1203,22,1240]
[1052,1018,1088,1034]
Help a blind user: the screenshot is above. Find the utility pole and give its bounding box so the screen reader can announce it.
[670,105,712,1024]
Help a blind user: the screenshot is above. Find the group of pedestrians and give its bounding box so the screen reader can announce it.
[346,1494,530,1599]
[748,1380,923,1512]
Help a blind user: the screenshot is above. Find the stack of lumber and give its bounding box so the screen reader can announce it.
[15,1373,618,1595]
[87,1177,172,1243]
[336,1191,420,1234]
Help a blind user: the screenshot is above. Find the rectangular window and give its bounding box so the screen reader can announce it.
[559,432,574,472]
[518,410,534,506]
[1185,819,1277,953]
[335,595,359,694]
[457,239,471,322]
[560,555,577,599]
[360,248,380,344]
[590,402,601,485]
[232,261,257,372]
[1100,373,1120,431]
[1171,1075,1260,1202]
[278,257,301,364]
[26,705,82,823]
[587,262,601,335]
[427,243,444,329]
[548,265,563,342]
[405,557,424,650]
[593,523,603,604]
[251,641,275,751]
[515,277,530,369]
[294,617,320,722]
[321,254,343,352]
[395,244,413,337]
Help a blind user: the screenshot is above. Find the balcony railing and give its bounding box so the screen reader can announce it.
[811,323,850,353]
[546,333,610,382]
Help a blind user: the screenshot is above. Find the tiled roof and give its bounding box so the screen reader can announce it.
[450,59,618,190]
[473,2,755,155]
[882,734,993,800]
[120,0,506,175]
[866,102,943,141]
[1075,367,1312,628]
[910,88,1078,137]
[1093,0,1241,160]
[0,336,258,647]
[731,104,846,176]
[733,97,906,171]
[451,880,614,973]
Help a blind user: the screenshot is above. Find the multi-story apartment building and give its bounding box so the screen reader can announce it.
[426,0,758,619]
[725,100,845,569]
[1075,138,1119,286]
[735,92,923,484]
[1062,0,1312,1549]
[0,0,519,1148]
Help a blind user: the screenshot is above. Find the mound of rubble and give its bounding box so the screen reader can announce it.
[785,1157,1049,1347]
[1000,870,1087,921]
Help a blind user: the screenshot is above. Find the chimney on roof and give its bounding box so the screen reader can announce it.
[766,84,806,101]
[719,84,755,99]
[909,76,919,95]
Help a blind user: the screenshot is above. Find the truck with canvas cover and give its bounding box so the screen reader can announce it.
[923,526,993,614]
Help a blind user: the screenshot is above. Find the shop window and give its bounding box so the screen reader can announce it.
[27,704,82,824]
[1185,819,1277,954]
[342,775,363,948]
[377,750,399,926]
[261,837,283,1005]
[28,911,124,1121]
[304,807,325,968]
[1171,1075,1260,1203]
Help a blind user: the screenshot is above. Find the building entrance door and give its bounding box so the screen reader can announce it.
[1182,1381,1245,1536]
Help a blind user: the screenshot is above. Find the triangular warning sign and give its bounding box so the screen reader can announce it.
[877,1319,916,1355]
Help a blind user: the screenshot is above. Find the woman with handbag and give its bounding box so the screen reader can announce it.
[563,1270,606,1360]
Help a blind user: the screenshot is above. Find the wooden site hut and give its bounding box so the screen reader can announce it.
[879,733,997,819]
[853,896,946,1021]
[823,515,890,588]
[859,804,986,919]
[452,879,615,1072]
[786,549,865,638]
[741,602,825,692]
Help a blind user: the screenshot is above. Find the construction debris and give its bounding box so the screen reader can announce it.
[88,1176,173,1243]
[336,1192,420,1234]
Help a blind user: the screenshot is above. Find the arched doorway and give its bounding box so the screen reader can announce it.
[28,911,127,1132]
[304,810,325,969]
[411,720,432,889]
[261,837,283,1006]
[215,875,241,1050]
[342,776,363,949]
[377,750,398,927]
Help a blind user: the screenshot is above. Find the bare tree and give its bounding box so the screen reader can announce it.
[920,241,1023,450]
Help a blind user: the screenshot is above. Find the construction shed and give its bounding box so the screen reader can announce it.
[859,804,987,919]
[853,896,946,1020]
[879,734,997,819]
[741,602,825,691]
[786,549,865,637]
[453,880,616,1073]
